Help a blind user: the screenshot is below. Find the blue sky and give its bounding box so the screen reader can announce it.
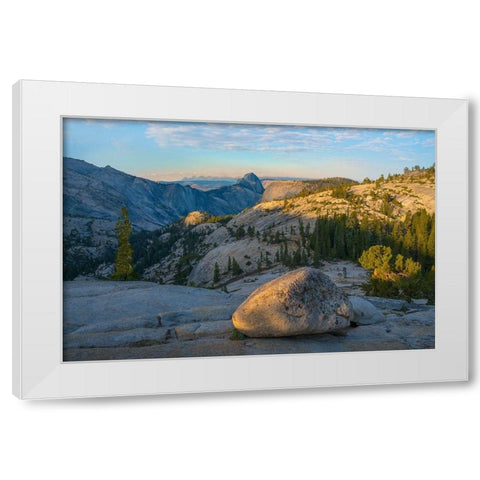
[63,118,435,182]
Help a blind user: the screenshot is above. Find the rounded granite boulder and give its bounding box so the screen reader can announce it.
[348,296,386,325]
[232,267,353,337]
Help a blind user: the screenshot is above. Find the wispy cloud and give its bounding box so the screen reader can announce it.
[345,129,435,156]
[145,122,339,153]
[347,137,390,152]
[422,137,435,147]
[144,122,434,158]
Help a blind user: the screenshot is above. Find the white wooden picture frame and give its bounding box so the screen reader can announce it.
[12,80,468,399]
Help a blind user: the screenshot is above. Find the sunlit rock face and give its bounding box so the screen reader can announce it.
[232,267,353,337]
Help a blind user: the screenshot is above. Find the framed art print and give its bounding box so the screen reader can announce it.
[12,81,469,399]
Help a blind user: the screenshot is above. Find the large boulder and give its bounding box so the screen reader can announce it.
[232,267,353,337]
[348,296,386,325]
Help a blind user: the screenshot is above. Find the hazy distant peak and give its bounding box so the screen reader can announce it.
[181,175,236,181]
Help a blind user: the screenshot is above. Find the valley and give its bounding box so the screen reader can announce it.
[64,159,435,293]
[62,161,435,361]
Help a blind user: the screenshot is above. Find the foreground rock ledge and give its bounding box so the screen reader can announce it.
[232,267,353,337]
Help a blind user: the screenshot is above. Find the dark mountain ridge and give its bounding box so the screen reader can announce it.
[63,157,264,231]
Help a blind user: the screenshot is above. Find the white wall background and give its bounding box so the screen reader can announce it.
[1,1,477,479]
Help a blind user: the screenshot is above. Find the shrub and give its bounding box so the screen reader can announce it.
[229,328,246,341]
[359,245,393,276]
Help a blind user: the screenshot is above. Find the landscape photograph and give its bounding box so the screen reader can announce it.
[62,118,435,361]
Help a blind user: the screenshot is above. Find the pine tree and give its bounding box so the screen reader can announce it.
[283,242,290,266]
[359,245,392,277]
[113,206,134,281]
[298,219,305,239]
[394,254,405,272]
[231,257,243,276]
[265,251,272,267]
[404,257,421,277]
[427,222,435,260]
[213,262,220,284]
[301,249,308,265]
[313,238,320,266]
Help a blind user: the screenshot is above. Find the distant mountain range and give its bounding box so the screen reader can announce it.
[175,179,237,191]
[63,157,265,231]
[180,175,238,181]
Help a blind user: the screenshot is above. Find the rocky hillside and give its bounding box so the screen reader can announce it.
[269,174,434,222]
[63,158,265,278]
[261,177,355,202]
[137,167,434,288]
